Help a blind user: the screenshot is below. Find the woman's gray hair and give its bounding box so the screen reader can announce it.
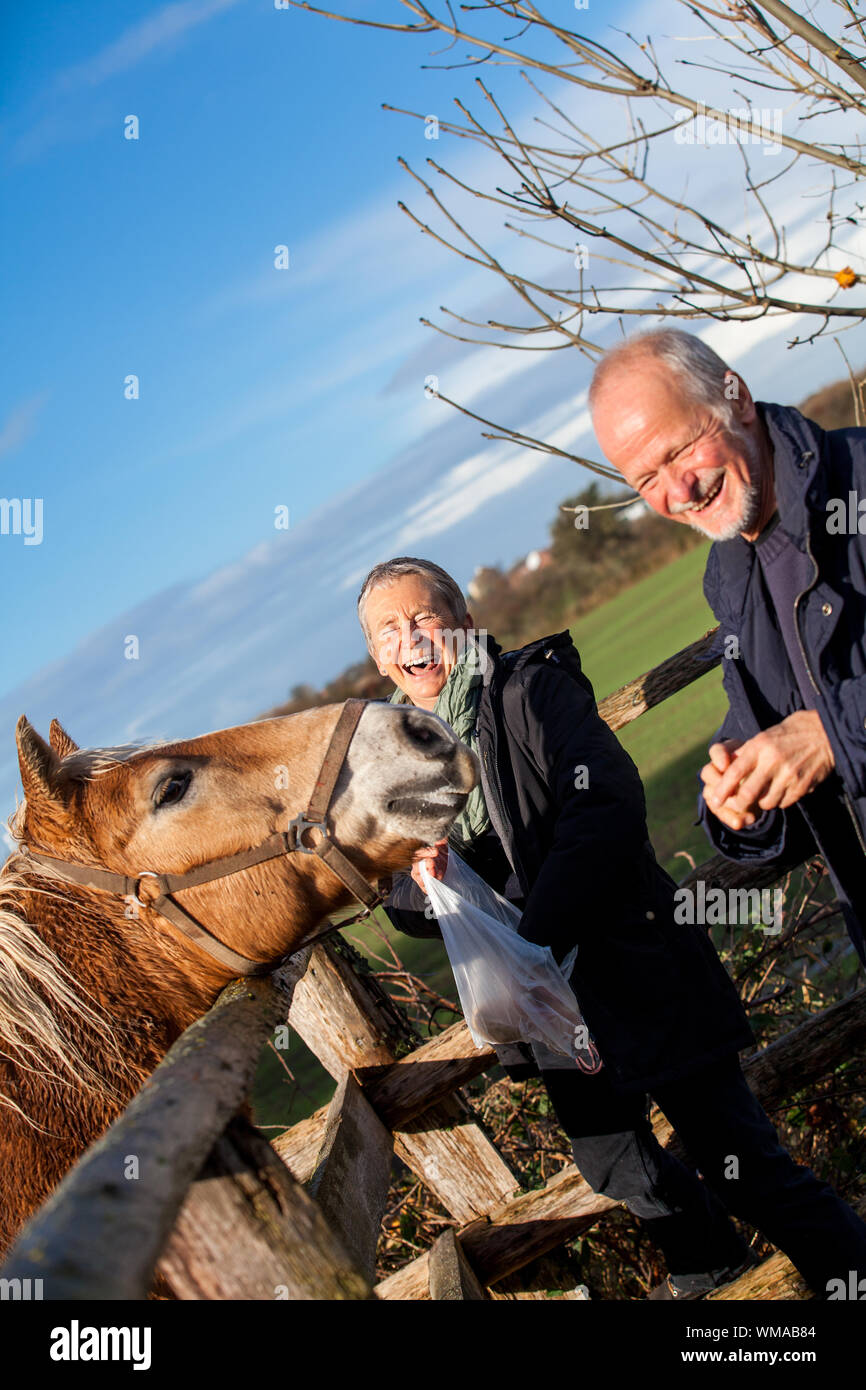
[589,329,737,422]
[357,557,468,648]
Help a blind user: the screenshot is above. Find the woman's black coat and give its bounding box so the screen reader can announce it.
[383,630,754,1091]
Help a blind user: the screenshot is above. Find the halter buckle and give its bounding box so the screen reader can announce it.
[132,871,163,906]
[286,813,329,854]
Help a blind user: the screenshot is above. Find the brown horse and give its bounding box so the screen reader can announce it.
[0,701,476,1254]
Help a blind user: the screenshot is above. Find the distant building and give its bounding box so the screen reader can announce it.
[510,547,552,586]
[468,548,552,601]
[621,500,648,523]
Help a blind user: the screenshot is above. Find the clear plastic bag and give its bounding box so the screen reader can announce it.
[420,852,602,1073]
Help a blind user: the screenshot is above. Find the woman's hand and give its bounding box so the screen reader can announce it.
[410,839,449,891]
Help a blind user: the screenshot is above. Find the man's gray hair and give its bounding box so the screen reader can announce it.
[357,556,468,648]
[589,329,736,421]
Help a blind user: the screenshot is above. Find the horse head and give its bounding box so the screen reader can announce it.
[14,700,478,987]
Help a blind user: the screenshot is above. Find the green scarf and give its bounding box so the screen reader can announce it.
[389,640,491,847]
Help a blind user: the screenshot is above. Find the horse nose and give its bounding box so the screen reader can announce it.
[401,707,458,756]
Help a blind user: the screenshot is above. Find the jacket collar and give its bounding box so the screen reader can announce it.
[479,629,578,686]
[477,629,502,687]
[760,400,826,541]
[712,401,825,613]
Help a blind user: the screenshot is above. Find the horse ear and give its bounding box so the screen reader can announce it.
[16,716,64,807]
[49,718,79,757]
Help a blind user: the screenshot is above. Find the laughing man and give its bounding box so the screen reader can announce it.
[589,328,866,969]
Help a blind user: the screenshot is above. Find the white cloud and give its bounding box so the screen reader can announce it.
[56,0,244,91]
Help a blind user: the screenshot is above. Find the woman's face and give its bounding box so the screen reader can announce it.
[364,574,472,711]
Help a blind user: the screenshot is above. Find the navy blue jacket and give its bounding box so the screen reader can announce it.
[385,631,754,1091]
[700,401,866,965]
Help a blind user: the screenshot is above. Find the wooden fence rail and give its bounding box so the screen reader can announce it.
[2,624,858,1301]
[596,625,721,733]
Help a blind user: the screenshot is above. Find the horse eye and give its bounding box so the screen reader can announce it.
[153,770,192,808]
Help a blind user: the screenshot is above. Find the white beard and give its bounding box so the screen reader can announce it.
[683,426,765,541]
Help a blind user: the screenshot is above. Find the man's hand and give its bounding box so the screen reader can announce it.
[700,739,757,830]
[410,839,449,891]
[700,711,834,831]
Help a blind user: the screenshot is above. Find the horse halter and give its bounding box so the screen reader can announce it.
[20,699,384,978]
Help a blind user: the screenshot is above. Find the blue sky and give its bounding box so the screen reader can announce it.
[2,0,862,767]
[1,0,577,693]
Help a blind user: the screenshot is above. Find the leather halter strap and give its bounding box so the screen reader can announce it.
[20,699,383,978]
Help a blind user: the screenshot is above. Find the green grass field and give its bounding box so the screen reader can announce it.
[251,543,731,1130]
[574,541,728,870]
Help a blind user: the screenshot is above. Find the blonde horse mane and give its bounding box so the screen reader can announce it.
[0,824,138,1132]
[0,736,187,1129]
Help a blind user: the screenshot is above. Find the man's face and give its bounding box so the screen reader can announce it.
[364,574,471,711]
[592,362,769,541]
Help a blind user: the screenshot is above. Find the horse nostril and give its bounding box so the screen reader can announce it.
[404,709,453,753]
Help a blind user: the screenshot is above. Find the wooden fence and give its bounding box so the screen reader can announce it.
[3,627,864,1301]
